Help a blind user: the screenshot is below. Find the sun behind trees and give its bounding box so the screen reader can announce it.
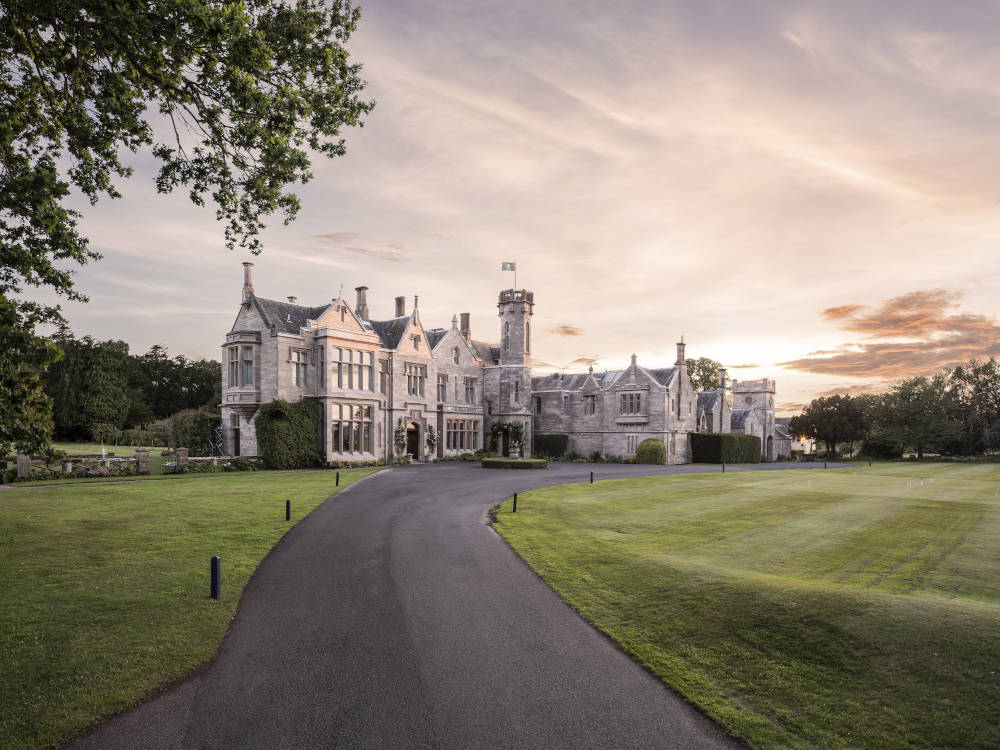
[790,358,1000,458]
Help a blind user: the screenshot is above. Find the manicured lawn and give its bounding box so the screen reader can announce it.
[0,469,376,750]
[50,441,170,458]
[494,463,1000,749]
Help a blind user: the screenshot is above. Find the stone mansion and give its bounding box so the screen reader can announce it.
[221,263,789,463]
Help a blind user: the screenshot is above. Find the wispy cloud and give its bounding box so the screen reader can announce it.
[549,324,584,337]
[782,290,1000,377]
[309,234,415,262]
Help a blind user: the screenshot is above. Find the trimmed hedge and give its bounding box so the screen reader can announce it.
[635,439,666,465]
[534,433,569,458]
[255,399,323,469]
[171,408,221,455]
[481,458,548,469]
[691,433,761,463]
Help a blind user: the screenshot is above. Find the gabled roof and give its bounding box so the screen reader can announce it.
[730,408,752,429]
[368,315,411,350]
[424,328,448,350]
[647,368,676,387]
[774,422,793,439]
[253,296,329,335]
[697,391,720,415]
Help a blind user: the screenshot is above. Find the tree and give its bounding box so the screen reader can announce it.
[948,358,1000,455]
[879,375,964,458]
[789,395,867,458]
[1,0,373,452]
[685,357,723,392]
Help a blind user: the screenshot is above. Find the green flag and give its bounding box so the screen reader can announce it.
[501,261,516,271]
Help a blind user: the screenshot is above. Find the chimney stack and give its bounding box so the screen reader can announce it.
[355,286,369,320]
[718,367,727,393]
[395,296,405,317]
[287,296,297,304]
[242,262,254,304]
[460,312,471,342]
[675,337,686,365]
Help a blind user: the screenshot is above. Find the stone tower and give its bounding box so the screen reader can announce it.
[731,378,776,460]
[488,289,535,456]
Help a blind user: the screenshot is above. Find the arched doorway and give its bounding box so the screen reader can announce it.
[766,435,774,462]
[406,421,419,459]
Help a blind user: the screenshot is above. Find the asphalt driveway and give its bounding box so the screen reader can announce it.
[70,461,838,749]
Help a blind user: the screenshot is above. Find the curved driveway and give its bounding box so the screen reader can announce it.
[73,461,837,749]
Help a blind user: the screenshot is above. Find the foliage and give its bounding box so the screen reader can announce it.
[90,423,121,444]
[489,422,525,452]
[132,344,221,421]
[425,425,437,452]
[118,428,163,447]
[0,297,57,455]
[393,419,406,455]
[170,407,222,456]
[691,433,762,463]
[480,457,548,469]
[685,357,723,393]
[876,375,964,458]
[1,0,372,456]
[789,395,867,458]
[948,358,1000,455]
[255,399,322,469]
[534,433,569,458]
[861,434,904,460]
[635,438,666,465]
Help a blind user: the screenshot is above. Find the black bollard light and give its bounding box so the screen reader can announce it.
[285,499,291,521]
[512,492,518,513]
[722,462,725,473]
[590,471,594,484]
[869,457,872,467]
[336,471,340,487]
[210,556,221,600]
[824,461,828,469]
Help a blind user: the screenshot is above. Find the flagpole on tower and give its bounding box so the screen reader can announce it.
[501,261,517,289]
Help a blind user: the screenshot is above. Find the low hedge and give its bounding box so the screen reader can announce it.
[533,433,569,458]
[691,433,761,463]
[481,458,548,469]
[635,439,666,465]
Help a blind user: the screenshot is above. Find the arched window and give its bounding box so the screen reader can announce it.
[504,321,510,352]
[525,321,530,353]
[453,346,460,364]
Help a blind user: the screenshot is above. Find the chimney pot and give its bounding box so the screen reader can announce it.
[395,296,405,317]
[241,262,254,303]
[676,339,687,365]
[355,286,369,320]
[287,296,297,304]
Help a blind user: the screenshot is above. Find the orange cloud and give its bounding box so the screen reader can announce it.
[549,324,584,337]
[782,290,1000,377]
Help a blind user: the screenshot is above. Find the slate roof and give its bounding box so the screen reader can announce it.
[646,368,676,387]
[471,340,500,363]
[697,391,720,415]
[425,328,448,350]
[252,297,331,334]
[730,408,751,429]
[368,316,411,350]
[531,373,592,391]
[774,422,793,439]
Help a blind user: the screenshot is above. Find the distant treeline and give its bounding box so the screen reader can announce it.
[790,358,1000,458]
[43,328,220,443]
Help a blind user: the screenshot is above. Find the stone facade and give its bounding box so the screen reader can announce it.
[221,264,783,463]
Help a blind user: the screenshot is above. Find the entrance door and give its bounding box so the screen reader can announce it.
[501,427,511,457]
[766,435,774,461]
[406,422,419,459]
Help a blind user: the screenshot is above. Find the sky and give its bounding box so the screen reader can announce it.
[48,0,1000,414]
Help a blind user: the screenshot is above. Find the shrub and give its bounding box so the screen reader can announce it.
[635,439,666,465]
[255,399,323,469]
[534,433,569,458]
[460,452,477,461]
[170,408,221,456]
[589,450,602,462]
[862,434,904,459]
[481,457,548,469]
[690,433,762,463]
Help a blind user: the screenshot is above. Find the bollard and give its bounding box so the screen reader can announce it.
[590,471,594,484]
[722,462,725,473]
[824,461,827,469]
[512,492,517,513]
[869,457,872,467]
[286,499,291,521]
[210,556,221,600]
[336,471,340,487]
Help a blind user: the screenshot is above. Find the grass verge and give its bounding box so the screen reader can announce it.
[494,462,1000,749]
[0,469,375,750]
